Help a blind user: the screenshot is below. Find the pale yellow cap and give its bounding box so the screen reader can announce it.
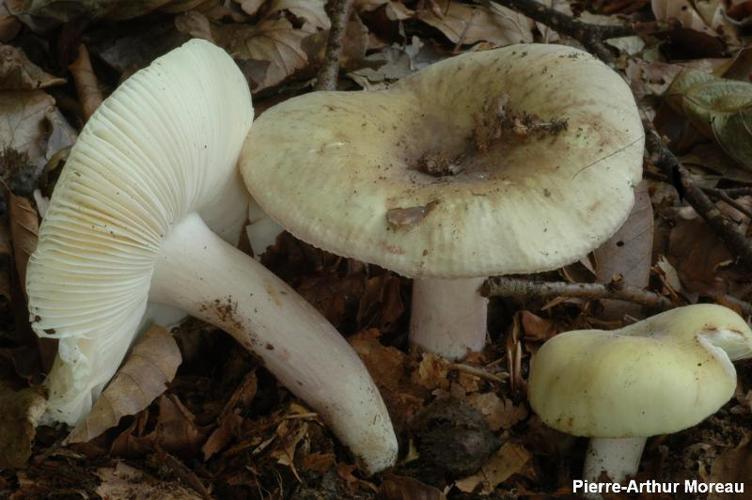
[240,44,644,278]
[529,304,752,438]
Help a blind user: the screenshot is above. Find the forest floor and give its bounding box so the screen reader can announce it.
[1,0,752,498]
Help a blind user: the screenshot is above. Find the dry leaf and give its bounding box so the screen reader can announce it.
[237,0,264,16]
[0,382,46,468]
[411,352,450,391]
[466,392,527,432]
[454,442,532,494]
[202,370,257,460]
[177,11,316,91]
[0,91,54,164]
[96,462,203,499]
[667,204,747,295]
[651,0,718,35]
[301,451,336,473]
[0,3,21,42]
[68,44,103,121]
[8,0,175,21]
[519,310,556,343]
[380,473,446,500]
[594,181,654,320]
[356,0,414,20]
[350,329,406,392]
[0,43,65,90]
[708,435,752,500]
[0,220,11,311]
[67,325,181,443]
[153,395,206,456]
[416,0,533,47]
[268,0,330,30]
[8,193,38,297]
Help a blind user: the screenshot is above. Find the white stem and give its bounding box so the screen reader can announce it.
[247,197,284,258]
[409,277,488,360]
[150,213,397,474]
[584,437,646,485]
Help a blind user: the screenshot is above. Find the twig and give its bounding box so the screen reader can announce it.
[645,125,752,271]
[702,187,752,221]
[450,363,508,383]
[481,276,674,310]
[315,0,354,91]
[709,187,752,198]
[478,0,635,61]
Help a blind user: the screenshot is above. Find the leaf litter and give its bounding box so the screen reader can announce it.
[2,0,752,498]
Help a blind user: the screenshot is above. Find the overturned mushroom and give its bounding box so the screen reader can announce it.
[528,304,752,483]
[240,43,644,360]
[26,39,397,474]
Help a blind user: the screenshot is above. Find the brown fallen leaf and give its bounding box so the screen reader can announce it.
[465,392,527,432]
[0,219,11,314]
[519,310,556,343]
[416,0,533,47]
[380,473,446,500]
[68,44,103,121]
[154,394,207,457]
[0,4,21,42]
[202,369,257,460]
[0,381,46,468]
[454,441,532,494]
[7,0,176,21]
[67,325,182,444]
[356,0,414,21]
[176,10,316,92]
[351,328,407,392]
[667,203,749,295]
[8,192,38,298]
[0,43,65,90]
[268,0,330,30]
[707,434,752,500]
[95,461,203,499]
[356,273,404,333]
[594,181,654,320]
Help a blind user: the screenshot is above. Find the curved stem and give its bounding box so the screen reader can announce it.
[409,277,488,360]
[583,437,646,485]
[150,213,397,474]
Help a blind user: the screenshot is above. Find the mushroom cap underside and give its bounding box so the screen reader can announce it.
[241,43,644,278]
[26,39,253,424]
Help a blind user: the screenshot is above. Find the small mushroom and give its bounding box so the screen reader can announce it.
[27,40,397,474]
[240,44,644,360]
[528,304,752,484]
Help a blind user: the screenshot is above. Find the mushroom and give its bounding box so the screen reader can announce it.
[27,39,397,474]
[239,44,644,360]
[528,304,752,484]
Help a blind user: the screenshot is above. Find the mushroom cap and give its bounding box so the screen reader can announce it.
[26,39,253,424]
[528,304,752,438]
[240,44,644,279]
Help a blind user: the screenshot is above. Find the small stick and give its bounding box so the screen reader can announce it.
[702,187,752,221]
[645,127,752,271]
[450,363,508,383]
[315,0,354,91]
[481,276,674,310]
[479,0,634,61]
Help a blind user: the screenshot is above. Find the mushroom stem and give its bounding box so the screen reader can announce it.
[247,197,284,258]
[150,213,398,474]
[583,437,646,484]
[409,277,488,360]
